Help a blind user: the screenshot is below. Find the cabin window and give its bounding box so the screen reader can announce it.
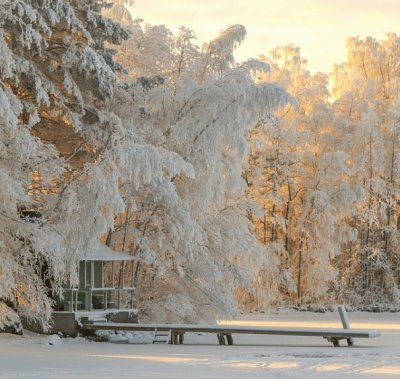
[103,262,114,288]
[94,261,102,288]
[113,261,122,288]
[124,261,134,288]
[85,261,91,287]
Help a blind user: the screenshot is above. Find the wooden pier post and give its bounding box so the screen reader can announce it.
[338,305,354,346]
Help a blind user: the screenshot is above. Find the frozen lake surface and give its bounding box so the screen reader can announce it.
[0,310,399,378]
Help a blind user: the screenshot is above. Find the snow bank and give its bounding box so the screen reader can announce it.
[0,302,22,335]
[41,334,62,346]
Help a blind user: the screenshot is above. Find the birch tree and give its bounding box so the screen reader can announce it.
[247,46,360,304]
[332,34,400,307]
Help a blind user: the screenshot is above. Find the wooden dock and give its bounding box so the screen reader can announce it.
[81,321,381,347]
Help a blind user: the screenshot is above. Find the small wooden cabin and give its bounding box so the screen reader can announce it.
[58,245,135,312]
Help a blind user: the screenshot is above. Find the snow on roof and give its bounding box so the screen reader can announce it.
[84,244,135,261]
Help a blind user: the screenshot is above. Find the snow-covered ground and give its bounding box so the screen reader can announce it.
[0,310,399,378]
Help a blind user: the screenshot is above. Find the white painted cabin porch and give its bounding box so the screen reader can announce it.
[60,244,135,312]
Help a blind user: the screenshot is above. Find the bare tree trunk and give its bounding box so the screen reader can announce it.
[121,205,131,252]
[105,229,112,247]
[263,214,267,245]
[296,236,305,300]
[133,207,158,287]
[297,250,302,299]
[271,204,276,242]
[284,182,293,268]
[133,259,141,288]
[362,134,374,294]
[381,137,395,287]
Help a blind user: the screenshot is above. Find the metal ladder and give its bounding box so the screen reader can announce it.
[152,328,171,344]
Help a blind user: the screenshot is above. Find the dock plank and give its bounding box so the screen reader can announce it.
[81,322,380,346]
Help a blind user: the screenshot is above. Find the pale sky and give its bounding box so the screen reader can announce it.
[130,0,399,74]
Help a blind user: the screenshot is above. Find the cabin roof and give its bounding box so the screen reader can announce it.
[84,244,135,261]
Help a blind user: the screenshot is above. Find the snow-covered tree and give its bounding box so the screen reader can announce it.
[104,3,291,321]
[4,0,398,327]
[246,46,361,304]
[332,34,400,307]
[0,0,135,327]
